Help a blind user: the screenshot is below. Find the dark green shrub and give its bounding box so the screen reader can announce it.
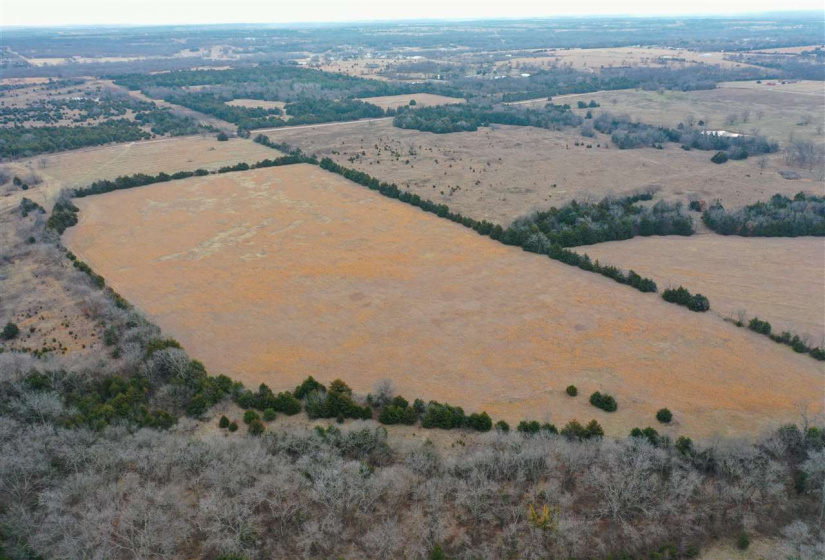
[736,533,750,550]
[561,419,602,440]
[793,470,808,494]
[304,379,371,421]
[656,408,673,423]
[748,317,772,335]
[589,391,617,412]
[228,421,238,432]
[662,286,710,312]
[218,415,230,429]
[216,132,229,141]
[467,412,493,432]
[421,401,466,430]
[248,418,265,436]
[566,385,578,397]
[688,200,702,212]
[630,427,662,446]
[711,151,728,164]
[584,419,604,438]
[243,410,259,425]
[294,375,325,399]
[379,404,418,425]
[235,391,255,409]
[263,408,277,421]
[1,322,20,340]
[676,436,694,455]
[102,326,119,347]
[688,293,710,312]
[541,422,558,434]
[495,420,510,432]
[517,420,541,435]
[273,391,302,415]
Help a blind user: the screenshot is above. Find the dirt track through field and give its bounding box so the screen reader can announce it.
[64,165,823,438]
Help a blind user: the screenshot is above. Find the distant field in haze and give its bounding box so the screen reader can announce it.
[516,81,825,146]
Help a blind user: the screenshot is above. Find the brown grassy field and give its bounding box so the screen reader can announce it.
[356,93,465,110]
[577,235,825,341]
[261,119,823,225]
[516,81,825,146]
[63,165,823,438]
[225,99,287,111]
[0,135,277,213]
[0,211,104,360]
[495,47,761,74]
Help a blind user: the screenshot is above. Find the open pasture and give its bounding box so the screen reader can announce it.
[64,164,823,438]
[262,119,823,225]
[356,93,465,110]
[225,98,287,111]
[578,235,825,341]
[516,81,825,146]
[495,47,760,74]
[1,135,276,213]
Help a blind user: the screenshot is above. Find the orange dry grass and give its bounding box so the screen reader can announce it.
[1,136,277,213]
[64,165,824,438]
[579,235,825,340]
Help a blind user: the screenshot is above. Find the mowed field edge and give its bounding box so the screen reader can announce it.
[63,164,824,438]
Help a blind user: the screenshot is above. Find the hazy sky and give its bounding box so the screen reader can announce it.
[3,0,823,27]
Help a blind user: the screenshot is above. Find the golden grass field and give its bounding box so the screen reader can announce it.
[262,119,823,225]
[578,235,825,341]
[64,165,823,438]
[356,93,465,110]
[1,136,277,213]
[516,81,825,146]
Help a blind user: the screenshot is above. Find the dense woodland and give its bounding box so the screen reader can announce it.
[592,112,779,157]
[703,193,825,237]
[504,194,694,249]
[393,102,582,134]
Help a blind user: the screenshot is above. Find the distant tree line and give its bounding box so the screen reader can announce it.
[747,317,825,361]
[0,120,151,159]
[393,102,582,134]
[593,112,779,158]
[503,193,694,249]
[113,63,463,101]
[72,153,316,199]
[703,193,825,237]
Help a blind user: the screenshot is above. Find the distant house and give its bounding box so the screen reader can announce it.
[701,130,742,138]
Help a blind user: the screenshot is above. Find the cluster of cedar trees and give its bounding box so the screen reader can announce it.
[0,106,207,158]
[736,317,825,361]
[703,193,825,237]
[393,102,583,134]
